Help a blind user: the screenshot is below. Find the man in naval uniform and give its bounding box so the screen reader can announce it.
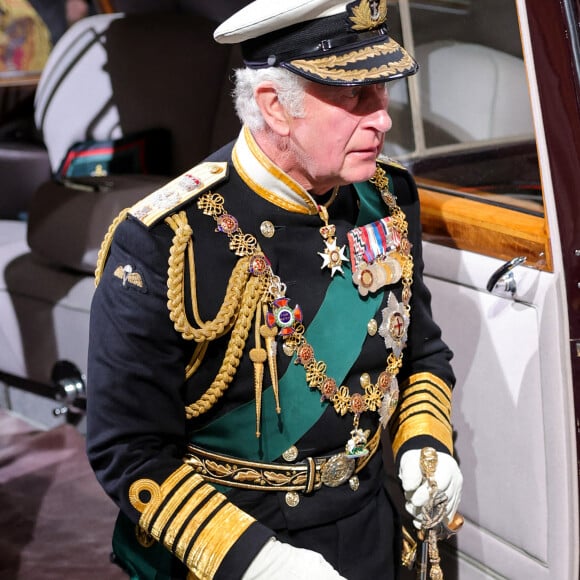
[86,1,463,578]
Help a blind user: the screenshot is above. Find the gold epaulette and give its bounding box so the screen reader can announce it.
[130,161,229,228]
[94,161,228,286]
[377,154,409,173]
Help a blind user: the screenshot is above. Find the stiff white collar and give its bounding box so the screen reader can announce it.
[232,125,319,215]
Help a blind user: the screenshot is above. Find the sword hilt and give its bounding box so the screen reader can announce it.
[403,450,464,575]
[419,446,438,482]
[417,447,465,580]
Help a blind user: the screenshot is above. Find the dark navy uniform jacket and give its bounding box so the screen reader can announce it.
[86,132,455,579]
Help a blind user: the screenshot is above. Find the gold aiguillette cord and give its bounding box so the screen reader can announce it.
[250,301,282,437]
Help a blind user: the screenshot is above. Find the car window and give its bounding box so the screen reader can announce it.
[383,0,543,218]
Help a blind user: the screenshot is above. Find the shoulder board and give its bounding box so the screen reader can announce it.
[376,154,409,174]
[129,161,228,228]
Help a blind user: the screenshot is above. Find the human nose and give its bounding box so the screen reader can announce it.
[364,85,392,132]
[374,105,392,133]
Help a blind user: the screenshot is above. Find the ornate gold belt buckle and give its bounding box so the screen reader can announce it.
[320,453,356,488]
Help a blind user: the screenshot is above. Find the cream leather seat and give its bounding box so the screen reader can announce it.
[386,41,534,153]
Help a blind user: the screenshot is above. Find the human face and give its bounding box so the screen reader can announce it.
[284,81,392,194]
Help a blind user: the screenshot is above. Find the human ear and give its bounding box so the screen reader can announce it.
[254,83,291,137]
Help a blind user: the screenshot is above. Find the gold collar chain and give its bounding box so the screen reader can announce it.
[195,165,414,455]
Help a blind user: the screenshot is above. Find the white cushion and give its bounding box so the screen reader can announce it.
[416,41,534,142]
[388,42,534,145]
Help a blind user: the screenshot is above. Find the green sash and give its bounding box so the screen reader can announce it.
[192,179,388,461]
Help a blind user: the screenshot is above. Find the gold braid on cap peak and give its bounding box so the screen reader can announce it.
[129,464,256,579]
[164,210,270,419]
[389,372,454,456]
[290,41,415,84]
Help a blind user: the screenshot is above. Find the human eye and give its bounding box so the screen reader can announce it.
[347,86,362,99]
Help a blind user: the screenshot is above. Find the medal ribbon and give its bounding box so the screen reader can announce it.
[348,216,397,268]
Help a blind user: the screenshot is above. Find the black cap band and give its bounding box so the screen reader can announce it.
[244,24,390,68]
[242,12,383,67]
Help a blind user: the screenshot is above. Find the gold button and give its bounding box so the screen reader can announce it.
[349,475,360,491]
[282,446,299,462]
[136,527,155,548]
[367,319,378,336]
[285,492,300,507]
[260,220,276,238]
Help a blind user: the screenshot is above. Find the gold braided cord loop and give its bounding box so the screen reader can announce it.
[94,207,131,286]
[162,203,271,418]
[185,341,209,380]
[185,272,269,419]
[165,212,250,342]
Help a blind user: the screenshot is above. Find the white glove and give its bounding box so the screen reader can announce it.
[242,537,346,580]
[399,449,462,530]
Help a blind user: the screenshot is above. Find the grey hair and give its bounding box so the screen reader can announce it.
[233,67,307,131]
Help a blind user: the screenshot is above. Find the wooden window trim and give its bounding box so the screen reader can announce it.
[418,185,552,272]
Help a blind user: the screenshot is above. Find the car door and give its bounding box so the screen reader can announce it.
[385,1,580,578]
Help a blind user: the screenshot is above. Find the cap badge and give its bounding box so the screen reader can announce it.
[347,0,388,31]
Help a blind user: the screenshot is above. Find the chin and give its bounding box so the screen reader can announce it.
[345,163,377,184]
